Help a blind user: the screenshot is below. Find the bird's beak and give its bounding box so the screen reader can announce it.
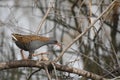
[55,43,61,48]
[12,35,18,41]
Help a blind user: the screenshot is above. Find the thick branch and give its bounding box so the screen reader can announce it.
[0,60,49,70]
[0,60,107,80]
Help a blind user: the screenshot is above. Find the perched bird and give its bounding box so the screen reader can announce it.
[12,33,61,59]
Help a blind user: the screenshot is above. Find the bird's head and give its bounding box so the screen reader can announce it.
[49,38,61,48]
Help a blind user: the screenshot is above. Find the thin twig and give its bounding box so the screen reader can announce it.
[102,26,120,68]
[44,65,52,80]
[70,47,116,77]
[36,0,54,34]
[51,62,58,80]
[88,0,92,24]
[27,69,41,80]
[54,0,117,62]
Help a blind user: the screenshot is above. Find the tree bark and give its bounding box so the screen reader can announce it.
[0,60,107,80]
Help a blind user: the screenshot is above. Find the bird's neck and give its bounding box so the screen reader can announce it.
[42,40,55,45]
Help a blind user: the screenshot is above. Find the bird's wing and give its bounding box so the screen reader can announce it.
[19,35,50,43]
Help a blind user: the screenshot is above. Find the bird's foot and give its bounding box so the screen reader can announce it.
[32,52,48,57]
[32,52,49,61]
[41,55,49,61]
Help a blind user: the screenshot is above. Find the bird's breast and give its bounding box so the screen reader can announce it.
[14,40,49,51]
[29,40,47,51]
[15,41,29,51]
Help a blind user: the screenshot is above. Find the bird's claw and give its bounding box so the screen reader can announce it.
[32,52,49,61]
[32,52,49,57]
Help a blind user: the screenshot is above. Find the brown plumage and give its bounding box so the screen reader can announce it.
[12,34,50,43]
[12,33,60,59]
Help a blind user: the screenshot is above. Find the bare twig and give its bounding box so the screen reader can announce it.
[44,65,52,80]
[54,0,117,62]
[36,0,54,34]
[70,48,116,77]
[51,62,58,80]
[27,69,41,80]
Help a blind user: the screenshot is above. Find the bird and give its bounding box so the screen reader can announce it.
[12,33,61,59]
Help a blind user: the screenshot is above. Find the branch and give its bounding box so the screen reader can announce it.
[36,0,54,34]
[27,69,41,80]
[0,60,108,80]
[0,60,41,70]
[54,0,117,62]
[44,65,52,80]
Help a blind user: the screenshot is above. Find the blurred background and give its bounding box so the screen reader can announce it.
[0,0,120,80]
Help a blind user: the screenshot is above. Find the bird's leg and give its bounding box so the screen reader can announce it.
[20,49,27,60]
